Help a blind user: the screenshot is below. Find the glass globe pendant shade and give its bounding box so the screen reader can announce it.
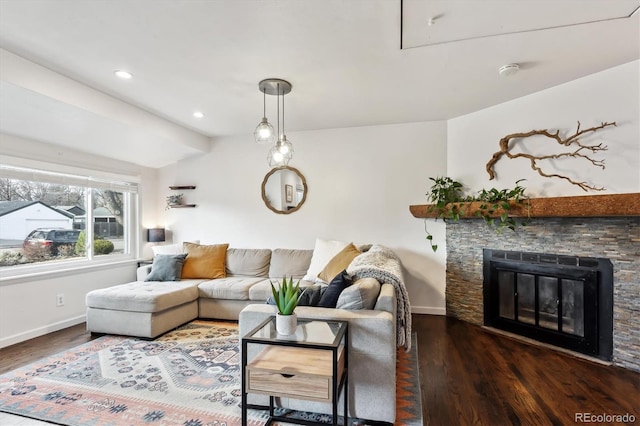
[277,135,293,156]
[267,137,293,167]
[254,117,275,144]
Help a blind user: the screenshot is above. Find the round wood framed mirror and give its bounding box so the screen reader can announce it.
[261,166,308,214]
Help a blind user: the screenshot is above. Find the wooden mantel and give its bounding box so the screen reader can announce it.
[409,193,640,219]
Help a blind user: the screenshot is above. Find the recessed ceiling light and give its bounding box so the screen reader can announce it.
[114,70,133,79]
[193,111,204,118]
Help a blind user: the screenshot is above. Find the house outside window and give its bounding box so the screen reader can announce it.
[0,162,138,272]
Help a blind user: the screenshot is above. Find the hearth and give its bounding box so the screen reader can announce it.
[483,249,613,360]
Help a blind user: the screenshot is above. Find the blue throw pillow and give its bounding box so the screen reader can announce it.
[145,254,188,281]
[317,270,352,308]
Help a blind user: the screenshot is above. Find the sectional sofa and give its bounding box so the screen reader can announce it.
[85,242,403,423]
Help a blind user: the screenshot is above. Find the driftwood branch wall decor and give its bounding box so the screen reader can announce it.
[486,121,616,191]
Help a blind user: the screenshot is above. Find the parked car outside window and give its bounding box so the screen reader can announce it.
[23,228,81,257]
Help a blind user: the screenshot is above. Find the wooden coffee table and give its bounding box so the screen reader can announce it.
[241,316,349,425]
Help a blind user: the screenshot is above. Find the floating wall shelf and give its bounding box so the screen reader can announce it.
[409,193,640,219]
[168,185,197,208]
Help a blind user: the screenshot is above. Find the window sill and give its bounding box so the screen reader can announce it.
[0,256,139,285]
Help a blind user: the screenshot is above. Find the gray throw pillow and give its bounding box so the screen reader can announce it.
[145,254,188,281]
[298,284,326,306]
[266,284,326,307]
[335,277,381,310]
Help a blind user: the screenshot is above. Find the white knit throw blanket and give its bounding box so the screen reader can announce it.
[347,244,412,351]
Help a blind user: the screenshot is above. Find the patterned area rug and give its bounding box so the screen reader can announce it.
[395,333,422,425]
[0,320,422,425]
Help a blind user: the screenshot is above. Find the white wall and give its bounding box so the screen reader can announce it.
[0,264,136,347]
[0,133,159,347]
[157,121,448,314]
[448,60,640,196]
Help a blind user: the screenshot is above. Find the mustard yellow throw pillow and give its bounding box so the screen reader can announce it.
[317,243,361,283]
[182,242,229,279]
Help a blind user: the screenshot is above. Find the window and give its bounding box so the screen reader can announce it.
[0,162,139,272]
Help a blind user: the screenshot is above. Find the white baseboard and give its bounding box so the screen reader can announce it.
[411,306,446,315]
[0,315,86,349]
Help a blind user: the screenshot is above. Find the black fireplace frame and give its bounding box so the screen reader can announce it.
[483,249,613,361]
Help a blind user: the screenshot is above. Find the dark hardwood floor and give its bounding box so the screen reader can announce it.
[0,323,96,375]
[1,315,638,425]
[413,314,639,426]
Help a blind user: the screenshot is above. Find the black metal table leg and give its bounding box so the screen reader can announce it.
[241,339,247,426]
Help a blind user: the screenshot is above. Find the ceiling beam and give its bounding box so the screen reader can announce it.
[0,48,210,154]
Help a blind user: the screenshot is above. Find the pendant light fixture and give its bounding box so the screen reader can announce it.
[256,78,294,167]
[268,83,294,167]
[254,87,275,144]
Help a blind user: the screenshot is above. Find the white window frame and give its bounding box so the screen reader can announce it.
[0,156,140,282]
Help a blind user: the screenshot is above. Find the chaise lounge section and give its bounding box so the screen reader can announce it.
[85,279,203,338]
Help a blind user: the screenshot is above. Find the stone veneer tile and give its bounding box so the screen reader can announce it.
[445,216,640,372]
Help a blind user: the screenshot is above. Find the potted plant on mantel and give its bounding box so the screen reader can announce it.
[270,277,303,335]
[422,177,531,252]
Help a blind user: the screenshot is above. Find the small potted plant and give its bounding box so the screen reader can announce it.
[165,193,183,210]
[270,276,302,335]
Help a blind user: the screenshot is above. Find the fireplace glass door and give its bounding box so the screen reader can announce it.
[562,279,584,336]
[496,271,587,337]
[487,261,599,356]
[538,276,558,330]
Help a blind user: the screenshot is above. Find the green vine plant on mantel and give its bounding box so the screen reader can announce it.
[424,177,531,252]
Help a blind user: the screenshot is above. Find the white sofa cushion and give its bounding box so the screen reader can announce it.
[198,277,264,300]
[226,248,271,277]
[86,280,201,313]
[268,248,313,279]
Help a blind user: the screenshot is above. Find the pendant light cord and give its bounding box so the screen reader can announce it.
[276,83,280,138]
[282,88,285,135]
[262,88,266,117]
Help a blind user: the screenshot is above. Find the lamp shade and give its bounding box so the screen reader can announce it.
[254,117,275,144]
[147,228,166,243]
[267,136,294,167]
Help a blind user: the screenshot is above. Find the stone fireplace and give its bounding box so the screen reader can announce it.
[445,216,639,372]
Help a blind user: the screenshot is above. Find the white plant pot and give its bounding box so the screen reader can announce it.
[276,312,297,335]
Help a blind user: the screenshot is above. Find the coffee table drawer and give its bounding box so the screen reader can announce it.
[248,370,330,401]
